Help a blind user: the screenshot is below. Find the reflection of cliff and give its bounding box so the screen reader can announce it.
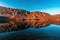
[0,6,60,32]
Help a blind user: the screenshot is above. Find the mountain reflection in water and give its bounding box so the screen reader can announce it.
[0,25,60,40]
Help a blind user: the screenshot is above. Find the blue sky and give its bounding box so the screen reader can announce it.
[0,0,60,15]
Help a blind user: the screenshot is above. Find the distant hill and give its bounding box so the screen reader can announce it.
[0,6,30,15]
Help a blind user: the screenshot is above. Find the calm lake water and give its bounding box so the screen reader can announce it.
[0,24,60,40]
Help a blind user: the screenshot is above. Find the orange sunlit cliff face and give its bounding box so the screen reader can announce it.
[0,6,60,32]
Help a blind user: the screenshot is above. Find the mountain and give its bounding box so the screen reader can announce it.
[0,6,60,32]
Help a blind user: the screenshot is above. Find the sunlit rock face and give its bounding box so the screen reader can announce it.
[51,14,60,25]
[0,6,60,32]
[27,12,52,28]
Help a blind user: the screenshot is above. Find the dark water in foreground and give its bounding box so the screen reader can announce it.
[0,25,60,40]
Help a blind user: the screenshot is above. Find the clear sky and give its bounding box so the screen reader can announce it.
[0,0,60,15]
